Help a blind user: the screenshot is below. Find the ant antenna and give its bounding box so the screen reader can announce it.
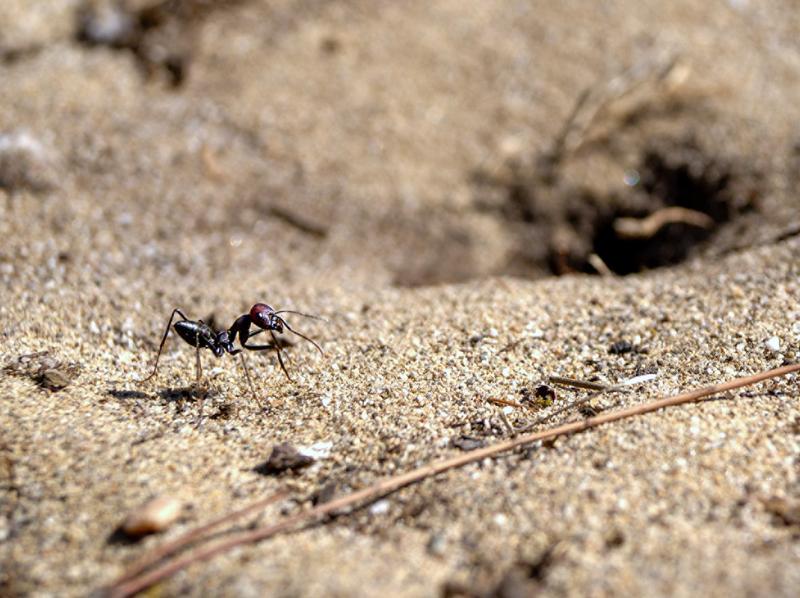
[274,309,327,322]
[275,317,324,354]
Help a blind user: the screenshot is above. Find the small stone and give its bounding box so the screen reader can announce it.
[609,340,634,355]
[427,533,447,556]
[762,496,800,526]
[255,443,315,475]
[311,482,337,505]
[300,441,333,459]
[451,435,486,451]
[77,2,136,47]
[764,336,781,352]
[369,499,391,516]
[40,368,71,391]
[0,131,56,191]
[469,334,484,345]
[4,351,77,390]
[122,496,183,537]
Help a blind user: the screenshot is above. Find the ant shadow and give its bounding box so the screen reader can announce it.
[156,386,217,403]
[105,386,217,403]
[106,388,150,400]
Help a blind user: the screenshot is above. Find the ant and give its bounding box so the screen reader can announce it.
[143,304,323,419]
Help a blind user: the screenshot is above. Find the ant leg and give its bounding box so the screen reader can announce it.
[269,329,292,381]
[241,332,292,381]
[238,352,261,407]
[194,337,205,427]
[276,317,323,354]
[143,308,190,382]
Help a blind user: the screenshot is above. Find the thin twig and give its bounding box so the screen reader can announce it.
[497,409,516,437]
[112,490,288,587]
[107,363,799,598]
[268,205,328,238]
[548,376,615,392]
[487,396,525,409]
[519,389,607,432]
[613,207,714,239]
[588,253,614,277]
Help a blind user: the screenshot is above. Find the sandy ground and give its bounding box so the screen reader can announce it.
[1,1,799,596]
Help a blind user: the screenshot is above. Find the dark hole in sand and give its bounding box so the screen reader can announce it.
[589,145,754,275]
[394,137,761,286]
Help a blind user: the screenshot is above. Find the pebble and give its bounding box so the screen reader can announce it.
[609,340,634,355]
[764,336,781,352]
[451,435,485,451]
[0,131,56,191]
[256,443,315,474]
[40,368,71,391]
[369,499,391,516]
[300,441,333,459]
[122,495,183,537]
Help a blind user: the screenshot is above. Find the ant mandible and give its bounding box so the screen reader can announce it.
[143,304,323,414]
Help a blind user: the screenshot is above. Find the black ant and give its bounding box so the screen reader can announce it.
[143,304,323,418]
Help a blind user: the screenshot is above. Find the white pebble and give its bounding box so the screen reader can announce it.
[765,336,781,352]
[300,441,333,459]
[369,499,390,515]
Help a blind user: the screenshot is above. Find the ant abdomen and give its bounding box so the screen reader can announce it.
[174,320,215,351]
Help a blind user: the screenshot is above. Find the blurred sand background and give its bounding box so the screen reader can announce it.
[1,1,799,596]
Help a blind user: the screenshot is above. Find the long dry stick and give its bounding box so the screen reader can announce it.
[113,490,288,587]
[108,363,799,598]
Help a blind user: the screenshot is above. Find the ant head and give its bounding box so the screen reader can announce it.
[249,303,280,331]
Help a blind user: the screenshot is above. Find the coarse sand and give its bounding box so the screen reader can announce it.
[1,1,799,596]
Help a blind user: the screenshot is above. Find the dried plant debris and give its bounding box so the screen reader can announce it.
[3,351,79,391]
[210,403,235,420]
[76,0,249,86]
[255,443,315,475]
[762,496,800,528]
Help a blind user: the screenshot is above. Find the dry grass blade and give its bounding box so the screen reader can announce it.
[613,207,715,239]
[107,363,800,598]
